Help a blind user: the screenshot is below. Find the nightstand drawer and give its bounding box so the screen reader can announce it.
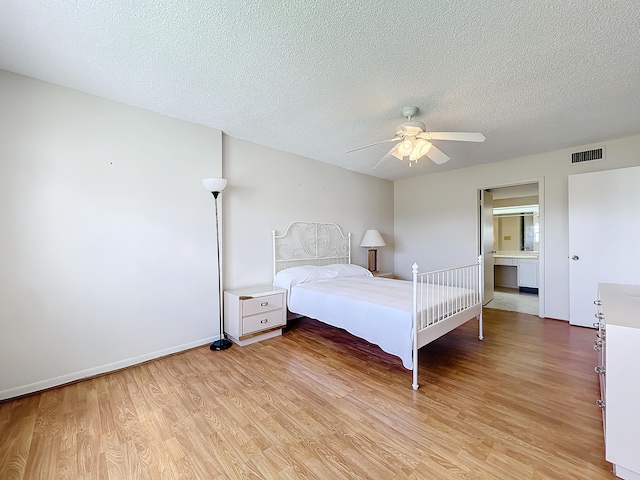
[242,293,283,316]
[243,309,286,335]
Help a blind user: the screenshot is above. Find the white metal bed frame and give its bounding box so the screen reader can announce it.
[273,221,483,389]
[273,221,351,277]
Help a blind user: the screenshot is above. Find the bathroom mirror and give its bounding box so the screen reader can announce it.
[493,205,539,252]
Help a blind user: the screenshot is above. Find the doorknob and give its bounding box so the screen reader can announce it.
[571,255,579,260]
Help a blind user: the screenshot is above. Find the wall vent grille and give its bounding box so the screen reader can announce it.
[571,147,604,164]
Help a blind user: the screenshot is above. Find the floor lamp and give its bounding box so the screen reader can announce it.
[202,178,232,351]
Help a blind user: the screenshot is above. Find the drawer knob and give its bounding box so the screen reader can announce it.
[260,319,268,324]
[596,399,605,409]
[594,299,602,306]
[594,365,605,375]
[260,301,269,306]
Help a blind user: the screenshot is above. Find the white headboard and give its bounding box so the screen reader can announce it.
[272,222,351,278]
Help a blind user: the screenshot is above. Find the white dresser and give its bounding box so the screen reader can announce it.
[224,285,287,346]
[596,283,640,480]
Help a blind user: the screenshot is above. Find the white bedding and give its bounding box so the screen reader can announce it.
[288,276,414,368]
[286,275,477,369]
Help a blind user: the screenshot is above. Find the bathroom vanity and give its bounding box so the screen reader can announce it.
[493,253,539,292]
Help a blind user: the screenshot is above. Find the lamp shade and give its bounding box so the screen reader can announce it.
[391,142,411,161]
[410,139,432,161]
[398,138,414,156]
[202,178,228,193]
[360,229,386,248]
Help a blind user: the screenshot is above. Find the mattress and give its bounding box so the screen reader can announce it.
[287,276,478,369]
[288,276,415,368]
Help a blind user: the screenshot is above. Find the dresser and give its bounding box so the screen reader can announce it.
[224,285,287,346]
[595,283,640,480]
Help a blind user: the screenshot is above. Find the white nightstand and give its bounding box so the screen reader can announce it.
[224,285,287,346]
[372,271,394,278]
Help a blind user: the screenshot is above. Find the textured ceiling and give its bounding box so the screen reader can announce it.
[1,1,639,181]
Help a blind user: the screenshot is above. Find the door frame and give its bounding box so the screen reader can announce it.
[479,189,495,305]
[477,176,545,318]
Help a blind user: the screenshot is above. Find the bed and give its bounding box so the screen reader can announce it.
[272,221,483,389]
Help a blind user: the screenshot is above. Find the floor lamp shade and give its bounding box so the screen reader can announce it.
[360,229,386,272]
[202,178,231,351]
[202,178,227,193]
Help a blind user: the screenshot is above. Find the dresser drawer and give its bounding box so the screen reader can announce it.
[243,309,286,335]
[242,293,283,316]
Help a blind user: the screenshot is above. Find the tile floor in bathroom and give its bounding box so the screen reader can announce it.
[484,286,539,315]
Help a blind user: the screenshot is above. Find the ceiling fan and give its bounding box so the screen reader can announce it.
[347,106,486,168]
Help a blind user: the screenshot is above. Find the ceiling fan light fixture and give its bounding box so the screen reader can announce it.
[411,139,432,161]
[347,105,485,169]
[398,138,414,156]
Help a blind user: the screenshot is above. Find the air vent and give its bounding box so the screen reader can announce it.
[571,147,604,164]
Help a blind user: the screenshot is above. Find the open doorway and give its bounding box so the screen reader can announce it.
[479,181,543,317]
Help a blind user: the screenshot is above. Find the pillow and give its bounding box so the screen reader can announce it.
[273,263,372,290]
[322,263,373,279]
[273,265,327,290]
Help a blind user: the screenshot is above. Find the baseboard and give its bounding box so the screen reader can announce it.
[0,336,216,401]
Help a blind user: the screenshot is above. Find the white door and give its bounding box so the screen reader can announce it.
[481,190,494,304]
[568,166,640,327]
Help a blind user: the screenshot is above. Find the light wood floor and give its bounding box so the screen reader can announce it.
[0,308,614,479]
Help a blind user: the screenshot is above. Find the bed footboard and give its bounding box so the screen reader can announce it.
[411,256,483,389]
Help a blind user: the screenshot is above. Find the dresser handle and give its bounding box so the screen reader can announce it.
[594,365,605,375]
[594,342,602,352]
[260,319,268,324]
[594,312,604,319]
[260,302,269,306]
[596,399,605,409]
[594,299,602,306]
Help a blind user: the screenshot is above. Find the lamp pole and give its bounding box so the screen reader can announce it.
[202,178,231,351]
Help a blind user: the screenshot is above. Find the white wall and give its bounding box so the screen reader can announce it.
[222,136,394,289]
[394,135,640,320]
[0,70,223,399]
[0,71,393,398]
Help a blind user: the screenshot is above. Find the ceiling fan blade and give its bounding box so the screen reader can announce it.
[373,144,398,169]
[346,137,399,153]
[421,132,486,142]
[426,144,450,164]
